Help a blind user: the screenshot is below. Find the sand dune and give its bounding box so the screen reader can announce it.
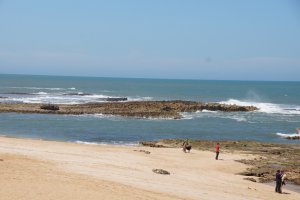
[0,136,299,200]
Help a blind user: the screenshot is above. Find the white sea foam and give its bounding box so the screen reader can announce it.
[181,110,249,122]
[219,99,300,115]
[127,96,153,101]
[34,92,48,95]
[276,133,300,138]
[226,116,247,122]
[201,109,218,113]
[75,141,100,145]
[180,113,194,120]
[5,93,133,104]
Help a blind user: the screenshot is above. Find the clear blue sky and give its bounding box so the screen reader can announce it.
[0,0,299,81]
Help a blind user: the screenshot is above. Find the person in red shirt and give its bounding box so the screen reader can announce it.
[215,143,220,160]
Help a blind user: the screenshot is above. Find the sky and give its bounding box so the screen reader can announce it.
[0,0,300,81]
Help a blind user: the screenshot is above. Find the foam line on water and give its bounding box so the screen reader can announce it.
[219,99,300,115]
[276,133,300,138]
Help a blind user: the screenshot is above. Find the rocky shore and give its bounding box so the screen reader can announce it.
[0,101,257,119]
[140,139,300,185]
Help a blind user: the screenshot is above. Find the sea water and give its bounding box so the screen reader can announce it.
[0,74,299,144]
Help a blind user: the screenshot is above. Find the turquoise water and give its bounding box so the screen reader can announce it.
[0,74,299,144]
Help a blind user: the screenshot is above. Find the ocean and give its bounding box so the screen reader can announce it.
[0,74,299,144]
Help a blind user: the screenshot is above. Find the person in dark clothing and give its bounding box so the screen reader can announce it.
[182,139,192,153]
[215,143,220,160]
[275,170,282,193]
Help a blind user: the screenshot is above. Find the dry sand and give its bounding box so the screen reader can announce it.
[0,136,299,200]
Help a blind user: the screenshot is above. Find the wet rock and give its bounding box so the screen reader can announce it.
[244,177,257,182]
[106,97,128,102]
[152,169,170,175]
[139,141,167,148]
[240,172,257,176]
[286,136,300,140]
[40,104,59,111]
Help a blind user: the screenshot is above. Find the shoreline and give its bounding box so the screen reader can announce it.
[0,136,299,199]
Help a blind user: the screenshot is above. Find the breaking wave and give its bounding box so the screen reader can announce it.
[276,132,300,138]
[219,99,300,115]
[180,111,247,122]
[0,92,151,104]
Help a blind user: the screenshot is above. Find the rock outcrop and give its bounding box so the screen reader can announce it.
[286,135,300,140]
[0,100,257,119]
[40,104,60,111]
[152,169,170,175]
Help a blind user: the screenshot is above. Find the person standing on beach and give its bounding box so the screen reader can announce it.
[275,170,282,193]
[215,143,220,160]
[281,170,286,193]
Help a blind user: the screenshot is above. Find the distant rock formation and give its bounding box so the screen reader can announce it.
[0,100,257,119]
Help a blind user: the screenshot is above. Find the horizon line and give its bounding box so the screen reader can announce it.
[0,73,299,83]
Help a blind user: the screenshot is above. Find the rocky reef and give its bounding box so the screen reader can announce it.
[0,100,257,119]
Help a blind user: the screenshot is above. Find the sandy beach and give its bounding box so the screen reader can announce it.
[0,136,299,200]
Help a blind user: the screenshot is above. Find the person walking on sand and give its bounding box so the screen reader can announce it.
[215,143,220,160]
[275,170,282,193]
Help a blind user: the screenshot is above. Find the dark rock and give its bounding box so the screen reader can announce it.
[106,97,127,102]
[244,177,257,182]
[271,151,281,155]
[97,97,128,102]
[139,141,167,148]
[133,150,151,154]
[286,136,300,140]
[152,169,170,175]
[40,104,59,111]
[162,106,172,111]
[240,172,256,176]
[0,96,8,99]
